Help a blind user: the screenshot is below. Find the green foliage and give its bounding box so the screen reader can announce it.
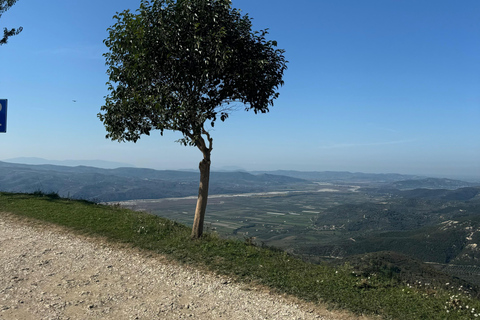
[4,192,480,319]
[338,251,480,298]
[99,0,287,145]
[32,190,61,199]
[0,0,22,45]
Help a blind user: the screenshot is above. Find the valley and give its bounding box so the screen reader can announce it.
[115,180,480,286]
[2,159,480,287]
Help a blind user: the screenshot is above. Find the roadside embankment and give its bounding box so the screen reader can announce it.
[0,213,364,319]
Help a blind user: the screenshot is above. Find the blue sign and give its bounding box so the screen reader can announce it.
[0,99,6,133]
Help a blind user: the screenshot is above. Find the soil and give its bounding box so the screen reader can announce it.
[0,213,371,319]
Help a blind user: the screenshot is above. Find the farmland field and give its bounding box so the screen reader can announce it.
[115,183,390,255]
[110,177,480,286]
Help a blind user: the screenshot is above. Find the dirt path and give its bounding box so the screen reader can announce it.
[0,213,369,319]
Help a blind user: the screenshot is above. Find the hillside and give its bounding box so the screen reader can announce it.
[3,192,480,319]
[1,213,345,320]
[0,161,307,202]
[276,189,480,288]
[311,192,480,234]
[253,170,422,184]
[3,160,477,203]
[389,178,479,190]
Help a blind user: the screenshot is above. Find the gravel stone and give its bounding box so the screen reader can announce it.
[0,213,369,319]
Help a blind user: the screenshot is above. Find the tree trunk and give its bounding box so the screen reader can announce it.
[191,147,211,239]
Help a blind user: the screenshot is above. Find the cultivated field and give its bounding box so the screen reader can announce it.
[115,183,389,255]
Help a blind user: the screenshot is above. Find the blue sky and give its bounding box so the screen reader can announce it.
[0,0,479,179]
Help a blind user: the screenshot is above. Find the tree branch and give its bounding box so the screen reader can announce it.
[202,127,213,152]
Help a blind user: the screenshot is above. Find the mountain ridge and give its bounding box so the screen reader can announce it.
[3,157,135,169]
[0,161,307,202]
[1,160,478,202]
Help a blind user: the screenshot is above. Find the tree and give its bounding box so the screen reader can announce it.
[0,0,22,45]
[99,0,287,238]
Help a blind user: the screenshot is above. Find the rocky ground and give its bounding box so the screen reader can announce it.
[0,213,370,319]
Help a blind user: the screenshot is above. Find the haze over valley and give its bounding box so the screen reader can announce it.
[2,159,480,289]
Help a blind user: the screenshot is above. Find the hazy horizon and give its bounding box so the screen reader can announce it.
[2,156,479,182]
[1,1,478,181]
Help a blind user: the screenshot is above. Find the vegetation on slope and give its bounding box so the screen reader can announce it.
[306,195,480,271]
[2,191,480,319]
[0,161,308,202]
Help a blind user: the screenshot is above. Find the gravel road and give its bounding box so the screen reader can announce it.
[0,213,368,319]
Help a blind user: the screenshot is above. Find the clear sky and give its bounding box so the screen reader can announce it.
[1,0,479,179]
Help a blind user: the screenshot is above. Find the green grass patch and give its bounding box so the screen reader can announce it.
[1,191,480,319]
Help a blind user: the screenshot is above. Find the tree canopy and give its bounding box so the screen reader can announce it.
[99,0,287,238]
[0,0,22,45]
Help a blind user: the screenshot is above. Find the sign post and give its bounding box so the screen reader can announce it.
[0,99,7,133]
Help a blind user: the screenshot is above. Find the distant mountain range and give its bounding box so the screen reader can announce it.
[389,178,480,190]
[3,157,135,169]
[0,161,307,202]
[0,160,478,202]
[253,170,423,184]
[253,170,479,188]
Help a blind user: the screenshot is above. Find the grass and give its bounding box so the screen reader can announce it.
[2,191,480,319]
